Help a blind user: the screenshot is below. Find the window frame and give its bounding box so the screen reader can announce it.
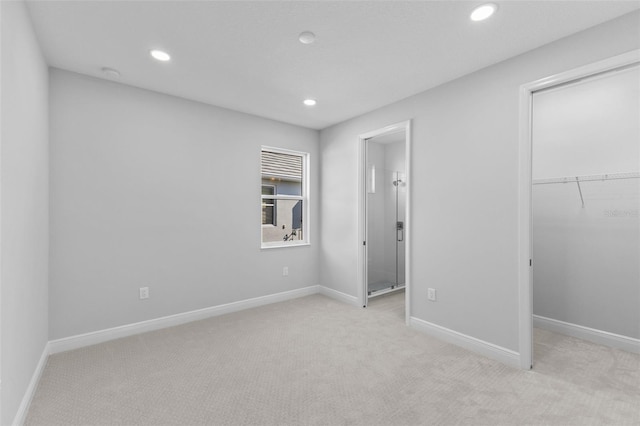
[260,146,310,249]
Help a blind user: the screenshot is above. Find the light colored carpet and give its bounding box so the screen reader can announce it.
[26,292,640,425]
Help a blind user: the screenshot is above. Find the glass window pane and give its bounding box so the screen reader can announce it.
[262,202,275,225]
[274,180,302,196]
[261,151,302,196]
[261,199,304,243]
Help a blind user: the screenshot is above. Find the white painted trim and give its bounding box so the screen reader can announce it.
[523,50,640,95]
[318,285,360,307]
[358,121,410,141]
[260,242,311,250]
[358,130,366,308]
[404,121,412,326]
[49,285,320,354]
[518,49,640,371]
[534,315,640,354]
[358,120,412,320]
[517,80,534,370]
[410,317,521,369]
[12,343,50,426]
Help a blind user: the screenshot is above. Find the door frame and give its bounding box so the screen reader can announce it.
[517,49,640,370]
[358,120,412,324]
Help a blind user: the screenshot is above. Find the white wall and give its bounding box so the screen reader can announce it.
[532,180,639,338]
[49,69,319,340]
[532,66,640,178]
[0,1,50,424]
[532,65,640,339]
[319,11,640,353]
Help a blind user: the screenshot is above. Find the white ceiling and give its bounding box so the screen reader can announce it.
[26,1,640,130]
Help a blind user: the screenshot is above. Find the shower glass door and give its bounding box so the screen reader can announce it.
[366,138,406,297]
[395,172,406,287]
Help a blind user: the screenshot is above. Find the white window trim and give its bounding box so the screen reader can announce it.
[260,146,310,249]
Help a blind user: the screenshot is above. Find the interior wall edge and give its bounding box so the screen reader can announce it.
[49,285,321,355]
[1,0,50,424]
[11,343,50,426]
[409,317,521,369]
[533,315,640,355]
[18,283,355,424]
[46,66,323,134]
[318,285,360,307]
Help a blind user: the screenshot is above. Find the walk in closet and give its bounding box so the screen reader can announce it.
[531,63,639,350]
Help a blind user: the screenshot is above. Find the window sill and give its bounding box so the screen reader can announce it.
[261,241,310,250]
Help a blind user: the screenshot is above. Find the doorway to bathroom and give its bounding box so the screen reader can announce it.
[359,121,411,322]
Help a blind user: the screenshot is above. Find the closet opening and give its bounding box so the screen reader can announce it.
[358,121,411,324]
[519,50,640,370]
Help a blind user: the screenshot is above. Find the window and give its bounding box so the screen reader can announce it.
[261,147,309,248]
[261,185,276,225]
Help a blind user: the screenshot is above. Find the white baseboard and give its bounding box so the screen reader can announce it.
[13,342,50,426]
[318,285,360,307]
[533,315,640,354]
[49,285,320,354]
[410,316,521,369]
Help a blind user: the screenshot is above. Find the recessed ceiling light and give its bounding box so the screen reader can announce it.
[470,3,498,21]
[299,31,316,44]
[150,49,171,62]
[303,99,317,106]
[101,67,120,78]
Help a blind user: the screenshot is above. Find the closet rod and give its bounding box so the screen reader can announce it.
[576,178,585,208]
[532,171,640,185]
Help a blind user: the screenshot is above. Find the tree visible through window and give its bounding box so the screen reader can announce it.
[261,148,308,247]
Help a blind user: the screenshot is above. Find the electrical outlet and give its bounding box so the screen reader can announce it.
[139,287,149,300]
[282,266,289,276]
[427,288,436,301]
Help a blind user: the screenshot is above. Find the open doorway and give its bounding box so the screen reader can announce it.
[519,50,640,369]
[359,121,411,324]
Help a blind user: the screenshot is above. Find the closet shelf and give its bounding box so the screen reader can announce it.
[532,171,640,185]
